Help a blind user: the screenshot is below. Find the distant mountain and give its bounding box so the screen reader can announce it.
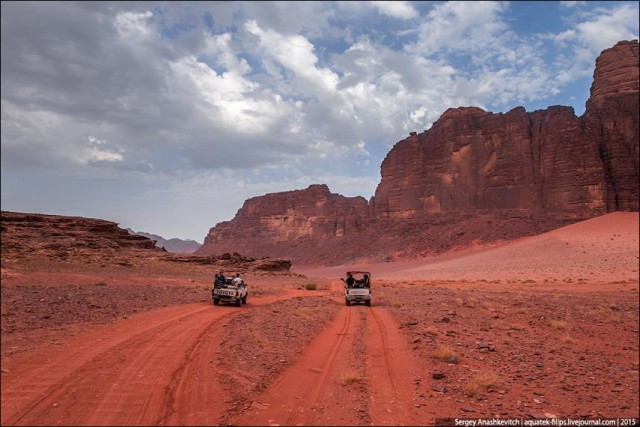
[126,229,202,254]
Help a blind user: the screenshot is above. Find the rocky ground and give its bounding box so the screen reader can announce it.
[380,282,640,419]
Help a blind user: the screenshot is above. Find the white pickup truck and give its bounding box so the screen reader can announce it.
[342,271,372,306]
[212,277,248,306]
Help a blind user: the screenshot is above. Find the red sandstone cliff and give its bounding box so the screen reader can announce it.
[198,185,371,262]
[373,40,638,219]
[198,40,639,265]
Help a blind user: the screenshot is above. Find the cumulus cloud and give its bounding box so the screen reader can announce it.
[370,1,418,20]
[409,1,509,56]
[84,136,124,164]
[553,3,639,54]
[546,2,639,88]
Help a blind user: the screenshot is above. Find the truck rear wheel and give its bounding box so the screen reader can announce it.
[345,298,351,306]
[235,298,241,307]
[365,300,371,306]
[213,299,219,306]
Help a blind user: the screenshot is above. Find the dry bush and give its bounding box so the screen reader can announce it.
[304,283,317,290]
[547,320,567,329]
[432,345,460,364]
[455,298,464,306]
[339,368,364,386]
[462,371,499,397]
[423,326,439,336]
[561,335,578,344]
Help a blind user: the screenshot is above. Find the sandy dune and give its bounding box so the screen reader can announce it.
[296,212,639,284]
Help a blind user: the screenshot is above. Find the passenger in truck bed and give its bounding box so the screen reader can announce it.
[341,272,356,288]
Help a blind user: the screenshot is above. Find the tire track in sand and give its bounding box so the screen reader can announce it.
[230,301,355,426]
[366,306,419,426]
[1,291,308,426]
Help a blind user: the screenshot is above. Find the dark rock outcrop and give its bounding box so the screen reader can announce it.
[197,40,639,265]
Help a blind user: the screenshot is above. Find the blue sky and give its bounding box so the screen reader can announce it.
[1,1,638,241]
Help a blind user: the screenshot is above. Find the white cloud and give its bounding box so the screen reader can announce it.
[370,1,418,20]
[245,20,339,95]
[170,54,290,135]
[114,10,154,41]
[547,3,639,86]
[559,1,587,8]
[204,32,251,76]
[409,1,509,56]
[84,135,123,163]
[570,3,639,53]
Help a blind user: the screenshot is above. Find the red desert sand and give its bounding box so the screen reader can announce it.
[1,212,638,425]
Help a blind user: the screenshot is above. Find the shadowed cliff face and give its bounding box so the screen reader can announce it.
[199,185,371,259]
[197,40,639,265]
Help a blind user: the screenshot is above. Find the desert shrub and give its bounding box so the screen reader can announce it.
[423,326,439,336]
[338,368,364,386]
[94,282,108,286]
[547,319,567,329]
[462,371,499,397]
[432,345,460,364]
[304,283,317,290]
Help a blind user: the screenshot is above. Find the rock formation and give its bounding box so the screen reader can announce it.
[198,40,639,265]
[1,211,291,272]
[373,40,638,219]
[198,185,371,263]
[1,211,161,264]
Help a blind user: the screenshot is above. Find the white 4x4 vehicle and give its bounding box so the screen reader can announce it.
[212,277,248,306]
[342,271,371,306]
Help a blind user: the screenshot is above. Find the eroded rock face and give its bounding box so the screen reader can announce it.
[1,211,292,272]
[583,40,639,212]
[374,40,638,219]
[198,40,639,265]
[197,185,370,260]
[0,211,161,265]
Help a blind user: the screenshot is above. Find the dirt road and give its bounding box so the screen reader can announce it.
[1,284,428,426]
